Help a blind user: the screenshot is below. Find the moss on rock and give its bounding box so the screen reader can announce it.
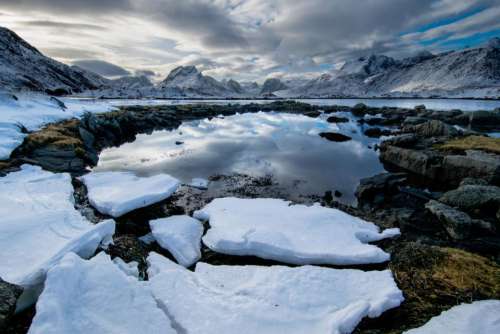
[437,135,500,154]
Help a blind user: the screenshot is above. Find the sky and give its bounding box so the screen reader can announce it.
[1,0,499,82]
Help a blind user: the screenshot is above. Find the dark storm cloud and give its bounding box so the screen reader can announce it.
[72,60,130,77]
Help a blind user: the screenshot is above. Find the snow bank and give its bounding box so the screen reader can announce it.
[28,253,175,334]
[150,215,204,267]
[189,177,209,189]
[0,165,114,306]
[147,252,404,334]
[404,300,500,334]
[0,93,113,159]
[80,171,180,217]
[194,197,400,265]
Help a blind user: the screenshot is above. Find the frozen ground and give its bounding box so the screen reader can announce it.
[147,252,404,334]
[195,197,400,265]
[80,170,180,217]
[28,253,175,334]
[150,215,204,267]
[0,165,114,307]
[403,300,500,334]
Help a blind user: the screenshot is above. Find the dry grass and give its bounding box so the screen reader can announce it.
[23,119,83,150]
[437,135,500,154]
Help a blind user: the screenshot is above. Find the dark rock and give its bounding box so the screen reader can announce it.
[0,278,23,329]
[323,190,333,203]
[364,127,392,138]
[175,141,184,145]
[414,104,426,112]
[351,103,368,117]
[49,96,67,110]
[425,200,472,240]
[460,177,489,186]
[403,116,427,126]
[382,134,418,148]
[409,120,459,137]
[355,172,407,206]
[318,132,352,142]
[439,185,500,213]
[78,126,95,149]
[334,190,342,198]
[326,116,349,123]
[107,235,150,279]
[303,111,321,118]
[442,150,500,186]
[380,146,441,179]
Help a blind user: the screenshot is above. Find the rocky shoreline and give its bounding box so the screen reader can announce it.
[1,101,499,333]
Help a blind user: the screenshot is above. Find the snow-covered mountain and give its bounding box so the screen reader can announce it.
[0,27,106,95]
[287,38,500,98]
[158,66,233,96]
[260,78,288,94]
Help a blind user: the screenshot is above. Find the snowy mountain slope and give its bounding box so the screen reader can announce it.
[158,66,234,96]
[289,38,500,98]
[260,78,288,94]
[0,27,107,95]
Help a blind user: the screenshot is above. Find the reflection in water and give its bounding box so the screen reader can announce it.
[95,112,386,204]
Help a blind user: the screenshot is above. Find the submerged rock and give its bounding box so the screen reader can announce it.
[326,115,349,123]
[364,127,392,138]
[319,132,352,142]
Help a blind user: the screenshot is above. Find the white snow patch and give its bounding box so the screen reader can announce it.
[189,177,209,189]
[112,257,140,278]
[80,171,180,217]
[194,197,400,265]
[150,215,204,267]
[28,253,175,334]
[403,300,500,334]
[0,165,115,307]
[0,93,114,159]
[147,252,404,334]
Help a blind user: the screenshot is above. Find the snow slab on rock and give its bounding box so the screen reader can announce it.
[0,165,114,307]
[194,197,400,265]
[150,215,204,267]
[28,252,175,334]
[189,177,209,189]
[147,252,404,334]
[404,300,500,334]
[80,171,180,217]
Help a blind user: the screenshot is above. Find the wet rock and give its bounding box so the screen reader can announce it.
[442,150,500,186]
[326,116,349,123]
[318,132,352,142]
[380,146,441,179]
[364,127,392,138]
[303,111,321,118]
[356,172,407,207]
[409,120,459,138]
[403,116,427,126]
[352,103,368,117]
[175,141,184,145]
[439,184,500,214]
[425,200,472,240]
[0,278,23,329]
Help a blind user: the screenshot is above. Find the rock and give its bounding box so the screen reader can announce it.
[425,200,472,240]
[303,111,321,118]
[382,134,418,148]
[356,172,407,206]
[411,120,459,137]
[414,104,426,112]
[175,141,184,145]
[380,146,441,179]
[352,103,368,117]
[334,190,342,198]
[403,116,427,126]
[318,132,352,142]
[459,178,489,186]
[107,235,150,279]
[442,150,500,186]
[364,127,392,138]
[326,116,349,123]
[49,96,67,110]
[0,278,22,329]
[439,185,500,213]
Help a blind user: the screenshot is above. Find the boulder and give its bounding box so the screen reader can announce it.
[356,172,407,206]
[411,120,459,137]
[303,111,321,118]
[326,116,349,123]
[439,185,500,213]
[380,146,441,179]
[318,132,352,142]
[0,278,23,329]
[382,134,418,148]
[442,150,500,185]
[351,103,368,117]
[425,200,472,240]
[364,127,392,138]
[403,116,427,126]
